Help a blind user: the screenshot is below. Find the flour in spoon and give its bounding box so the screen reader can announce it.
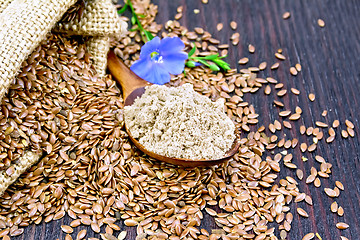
[124,83,236,160]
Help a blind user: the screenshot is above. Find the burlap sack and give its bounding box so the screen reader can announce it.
[0,0,127,196]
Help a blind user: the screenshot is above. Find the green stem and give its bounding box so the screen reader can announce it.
[127,0,150,43]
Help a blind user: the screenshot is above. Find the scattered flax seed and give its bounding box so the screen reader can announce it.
[61,225,73,234]
[259,61,267,70]
[347,127,355,137]
[302,233,315,240]
[300,143,308,152]
[277,89,287,97]
[193,9,200,14]
[316,233,322,240]
[331,201,338,212]
[274,100,285,107]
[309,93,315,101]
[306,174,315,184]
[238,57,249,64]
[295,63,302,72]
[248,44,255,53]
[118,231,127,240]
[324,188,337,197]
[283,11,291,19]
[283,121,292,129]
[314,177,321,187]
[340,237,349,240]
[317,19,325,27]
[264,85,271,95]
[315,121,328,128]
[291,88,300,95]
[230,21,237,29]
[341,130,349,138]
[336,222,349,230]
[267,77,278,83]
[335,181,344,190]
[297,208,309,218]
[295,106,302,113]
[337,206,344,216]
[296,169,304,180]
[329,127,336,136]
[271,62,280,69]
[275,83,284,89]
[275,52,286,60]
[300,125,306,134]
[279,110,291,117]
[306,127,314,135]
[322,110,328,116]
[77,229,87,239]
[216,23,223,31]
[345,119,354,129]
[326,135,335,143]
[290,67,298,76]
[332,120,340,128]
[305,195,313,205]
[289,113,301,121]
[201,0,208,4]
[174,12,182,20]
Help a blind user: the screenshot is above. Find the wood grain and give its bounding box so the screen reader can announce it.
[12,0,360,239]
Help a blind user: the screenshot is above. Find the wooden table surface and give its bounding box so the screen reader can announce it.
[14,0,360,239]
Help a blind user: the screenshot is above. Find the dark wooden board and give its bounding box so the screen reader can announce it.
[12,0,360,239]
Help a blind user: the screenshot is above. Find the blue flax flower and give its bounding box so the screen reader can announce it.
[130,36,188,85]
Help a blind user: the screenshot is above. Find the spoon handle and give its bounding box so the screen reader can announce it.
[107,50,150,100]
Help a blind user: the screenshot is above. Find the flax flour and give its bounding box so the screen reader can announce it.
[124,83,236,160]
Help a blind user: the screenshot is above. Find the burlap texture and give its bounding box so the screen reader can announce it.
[0,0,127,196]
[54,0,127,75]
[0,151,41,196]
[86,36,111,76]
[0,0,77,196]
[0,0,10,12]
[0,0,77,101]
[55,0,127,39]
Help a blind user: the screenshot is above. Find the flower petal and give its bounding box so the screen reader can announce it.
[130,57,153,80]
[161,52,188,75]
[146,63,171,84]
[159,37,185,54]
[139,36,161,59]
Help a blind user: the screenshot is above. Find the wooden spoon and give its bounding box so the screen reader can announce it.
[107,50,240,167]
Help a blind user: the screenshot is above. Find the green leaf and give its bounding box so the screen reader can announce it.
[212,58,231,71]
[185,60,198,68]
[197,59,211,67]
[188,44,197,57]
[131,16,136,25]
[137,14,146,18]
[209,64,220,71]
[203,54,219,60]
[144,30,154,41]
[117,4,128,14]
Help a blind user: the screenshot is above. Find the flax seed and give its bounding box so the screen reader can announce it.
[297,208,309,218]
[335,181,344,190]
[230,21,237,30]
[275,53,286,60]
[336,222,349,230]
[309,93,315,101]
[291,88,300,95]
[248,44,255,53]
[271,62,280,69]
[317,19,325,27]
[283,12,291,19]
[290,67,298,76]
[302,233,315,240]
[238,57,249,64]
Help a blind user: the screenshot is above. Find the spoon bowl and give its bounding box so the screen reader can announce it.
[107,50,240,167]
